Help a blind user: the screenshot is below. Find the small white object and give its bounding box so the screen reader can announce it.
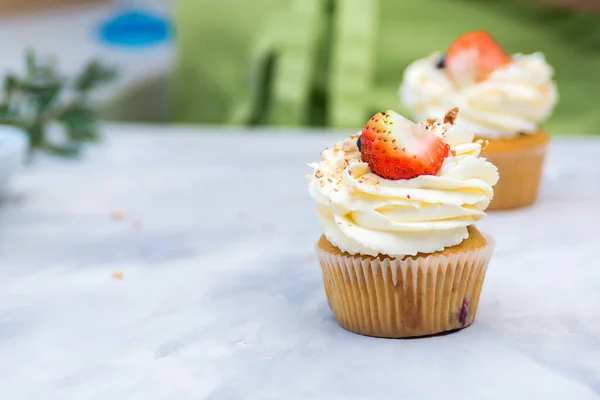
[0,125,27,196]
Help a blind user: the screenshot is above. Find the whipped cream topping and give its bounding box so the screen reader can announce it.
[399,53,558,139]
[307,118,498,258]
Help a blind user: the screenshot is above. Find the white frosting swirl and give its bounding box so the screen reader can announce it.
[307,120,499,258]
[399,53,558,139]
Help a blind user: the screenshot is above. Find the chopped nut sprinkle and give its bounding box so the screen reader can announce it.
[342,141,356,152]
[444,107,459,125]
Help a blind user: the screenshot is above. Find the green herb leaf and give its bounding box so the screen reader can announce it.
[22,81,62,112]
[25,51,36,75]
[58,105,100,142]
[75,60,118,92]
[0,51,117,157]
[3,74,18,95]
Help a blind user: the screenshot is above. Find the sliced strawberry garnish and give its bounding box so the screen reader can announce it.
[445,30,510,85]
[359,110,450,180]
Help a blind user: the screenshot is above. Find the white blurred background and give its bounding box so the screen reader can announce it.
[0,0,175,122]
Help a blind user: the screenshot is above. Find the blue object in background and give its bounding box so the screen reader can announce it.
[99,9,172,47]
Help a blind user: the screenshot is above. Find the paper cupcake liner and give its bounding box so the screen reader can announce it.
[316,235,495,338]
[483,143,548,211]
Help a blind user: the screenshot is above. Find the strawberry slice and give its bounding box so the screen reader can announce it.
[445,30,510,85]
[359,110,450,180]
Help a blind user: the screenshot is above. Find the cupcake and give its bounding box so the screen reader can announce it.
[399,30,558,210]
[307,108,499,338]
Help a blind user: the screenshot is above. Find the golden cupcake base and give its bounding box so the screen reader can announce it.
[315,227,495,338]
[479,131,549,211]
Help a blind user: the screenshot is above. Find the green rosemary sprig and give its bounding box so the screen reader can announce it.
[0,50,117,158]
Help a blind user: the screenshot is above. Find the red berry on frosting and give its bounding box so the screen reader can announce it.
[445,30,510,85]
[359,110,450,180]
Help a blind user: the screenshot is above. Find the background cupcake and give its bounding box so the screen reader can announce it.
[308,109,499,338]
[399,30,558,210]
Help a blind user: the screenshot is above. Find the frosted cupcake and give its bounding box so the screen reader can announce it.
[307,108,499,338]
[399,30,558,210]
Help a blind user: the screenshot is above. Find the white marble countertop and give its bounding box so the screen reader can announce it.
[1,124,600,400]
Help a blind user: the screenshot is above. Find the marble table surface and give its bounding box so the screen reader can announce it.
[1,124,599,400]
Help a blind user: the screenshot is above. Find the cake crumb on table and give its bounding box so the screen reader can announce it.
[111,271,123,280]
[111,210,124,220]
[262,222,275,232]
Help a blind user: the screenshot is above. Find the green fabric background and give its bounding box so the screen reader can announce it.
[174,0,600,135]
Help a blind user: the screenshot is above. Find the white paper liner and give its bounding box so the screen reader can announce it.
[316,234,496,338]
